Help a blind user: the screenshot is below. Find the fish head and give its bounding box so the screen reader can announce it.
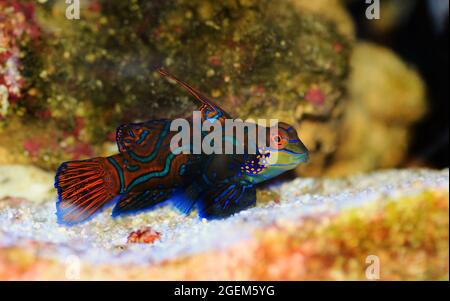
[258,122,309,173]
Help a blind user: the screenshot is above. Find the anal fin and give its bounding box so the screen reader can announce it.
[112,189,172,217]
[169,185,200,215]
[197,183,256,219]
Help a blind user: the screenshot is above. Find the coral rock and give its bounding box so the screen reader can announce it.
[127,227,161,244]
[0,167,447,280]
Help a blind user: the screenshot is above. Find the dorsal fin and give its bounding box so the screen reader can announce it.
[157,69,232,122]
[116,119,170,155]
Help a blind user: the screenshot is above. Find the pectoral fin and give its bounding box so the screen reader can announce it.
[197,183,256,219]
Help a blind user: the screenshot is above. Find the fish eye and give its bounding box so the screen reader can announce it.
[271,134,286,148]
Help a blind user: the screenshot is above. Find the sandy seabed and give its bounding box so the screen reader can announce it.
[0,166,448,280]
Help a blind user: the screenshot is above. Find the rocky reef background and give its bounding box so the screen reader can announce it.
[0,0,448,280]
[0,0,430,176]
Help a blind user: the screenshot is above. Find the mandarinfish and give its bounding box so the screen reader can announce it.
[54,69,309,225]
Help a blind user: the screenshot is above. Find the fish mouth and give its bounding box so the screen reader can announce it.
[270,151,309,168]
[293,152,309,163]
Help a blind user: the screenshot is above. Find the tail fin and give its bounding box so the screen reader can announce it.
[54,158,116,226]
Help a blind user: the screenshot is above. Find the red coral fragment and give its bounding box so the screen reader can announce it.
[23,136,59,158]
[173,26,183,34]
[35,109,52,120]
[305,86,326,106]
[333,42,343,54]
[107,131,117,142]
[23,138,43,157]
[88,1,102,13]
[72,117,85,138]
[207,55,222,66]
[0,0,41,110]
[251,85,266,96]
[0,50,13,63]
[153,27,165,40]
[127,227,161,244]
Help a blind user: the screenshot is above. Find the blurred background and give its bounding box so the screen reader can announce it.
[0,0,448,177]
[348,0,449,169]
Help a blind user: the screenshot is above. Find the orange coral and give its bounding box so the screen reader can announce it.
[127,227,161,244]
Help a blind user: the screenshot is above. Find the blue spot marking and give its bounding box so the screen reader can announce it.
[202,174,212,186]
[125,161,140,172]
[223,186,239,208]
[179,164,186,176]
[234,186,246,205]
[205,109,222,123]
[136,130,149,144]
[214,185,235,203]
[128,123,169,163]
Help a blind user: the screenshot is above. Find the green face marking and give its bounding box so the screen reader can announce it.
[248,122,309,184]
